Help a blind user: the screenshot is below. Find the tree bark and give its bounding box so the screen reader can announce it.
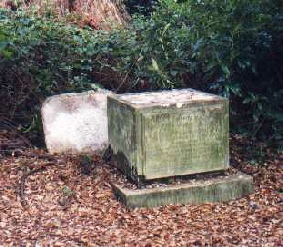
[72,0,130,29]
[9,0,130,29]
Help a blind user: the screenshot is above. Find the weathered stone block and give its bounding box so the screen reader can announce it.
[42,90,112,154]
[112,174,253,208]
[108,89,229,181]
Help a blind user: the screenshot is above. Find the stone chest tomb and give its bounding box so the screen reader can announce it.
[108,89,229,184]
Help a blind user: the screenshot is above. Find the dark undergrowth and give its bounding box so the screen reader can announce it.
[0,0,282,149]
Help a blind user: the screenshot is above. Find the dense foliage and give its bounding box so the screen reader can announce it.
[128,0,283,145]
[0,10,94,140]
[161,0,283,144]
[0,0,282,146]
[124,0,158,16]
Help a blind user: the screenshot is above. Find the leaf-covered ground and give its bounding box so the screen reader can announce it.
[0,131,282,246]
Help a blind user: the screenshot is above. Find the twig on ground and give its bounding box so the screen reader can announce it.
[21,152,60,161]
[19,162,55,208]
[95,173,108,187]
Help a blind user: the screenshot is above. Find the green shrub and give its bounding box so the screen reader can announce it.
[1,0,282,146]
[0,9,101,140]
[123,0,282,144]
[124,0,158,16]
[112,0,283,144]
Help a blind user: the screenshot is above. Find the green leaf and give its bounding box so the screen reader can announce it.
[222,65,230,77]
[162,23,171,36]
[170,70,178,76]
[151,58,160,72]
[257,102,263,111]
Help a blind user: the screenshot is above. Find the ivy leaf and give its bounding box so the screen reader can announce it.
[151,58,160,72]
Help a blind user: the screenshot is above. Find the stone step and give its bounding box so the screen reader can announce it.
[112,174,254,208]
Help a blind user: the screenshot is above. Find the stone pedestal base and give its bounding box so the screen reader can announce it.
[112,174,253,208]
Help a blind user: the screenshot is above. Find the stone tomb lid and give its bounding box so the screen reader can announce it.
[110,88,225,108]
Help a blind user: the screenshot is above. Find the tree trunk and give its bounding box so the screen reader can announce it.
[72,0,130,29]
[9,0,130,29]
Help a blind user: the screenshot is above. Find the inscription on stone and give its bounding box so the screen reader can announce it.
[143,103,227,177]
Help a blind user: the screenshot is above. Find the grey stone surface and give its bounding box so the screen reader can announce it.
[108,89,229,181]
[112,174,254,208]
[42,90,112,154]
